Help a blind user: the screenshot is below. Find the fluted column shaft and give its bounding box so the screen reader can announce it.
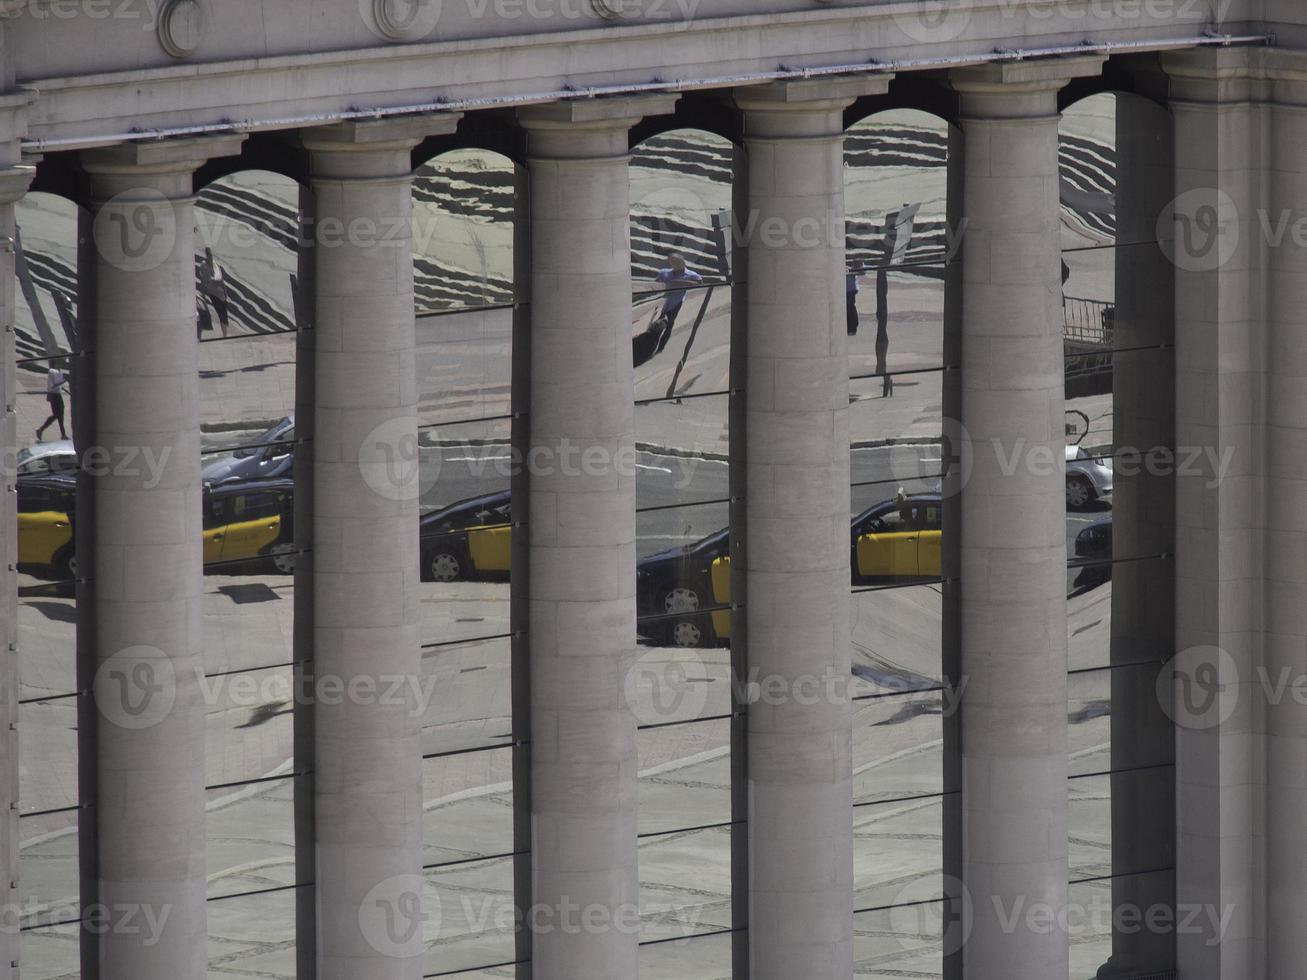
[518,94,673,980]
[951,58,1100,980]
[82,134,242,979]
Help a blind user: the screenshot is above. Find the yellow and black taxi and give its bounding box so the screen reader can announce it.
[849,492,942,585]
[419,490,512,582]
[636,492,945,648]
[16,476,295,580]
[635,527,731,648]
[17,473,78,579]
[202,479,296,574]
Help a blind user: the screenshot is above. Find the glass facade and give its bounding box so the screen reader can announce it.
[6,93,1180,978]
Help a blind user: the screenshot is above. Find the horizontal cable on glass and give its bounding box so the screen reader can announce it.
[1068,761,1175,783]
[850,577,949,596]
[18,690,78,707]
[853,789,956,810]
[16,575,77,590]
[19,804,79,820]
[637,818,741,841]
[198,325,305,346]
[420,413,516,431]
[16,350,86,369]
[635,387,736,407]
[424,849,525,873]
[1068,865,1176,886]
[206,771,302,794]
[636,712,736,734]
[637,603,734,626]
[631,278,735,304]
[206,881,310,903]
[20,916,82,934]
[199,553,304,575]
[639,926,740,948]
[854,897,947,917]
[200,435,307,458]
[425,960,524,979]
[851,685,947,705]
[636,497,733,515]
[417,300,520,321]
[422,631,517,652]
[202,660,297,682]
[1069,445,1178,466]
[422,741,519,763]
[1068,659,1168,677]
[1064,342,1174,360]
[1060,239,1161,254]
[850,364,956,384]
[847,254,957,276]
[420,522,514,544]
[1067,552,1172,572]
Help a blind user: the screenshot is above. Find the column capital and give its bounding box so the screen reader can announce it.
[0,163,32,206]
[1160,46,1257,105]
[734,75,891,140]
[951,55,1105,118]
[81,132,246,176]
[82,133,246,200]
[518,94,677,159]
[302,113,461,180]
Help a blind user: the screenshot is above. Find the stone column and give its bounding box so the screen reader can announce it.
[517,94,674,980]
[1104,87,1177,977]
[1260,51,1307,980]
[82,134,243,978]
[1160,47,1263,980]
[301,115,458,980]
[0,158,31,980]
[733,75,887,980]
[949,57,1102,980]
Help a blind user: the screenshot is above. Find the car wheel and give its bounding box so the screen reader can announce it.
[265,542,296,575]
[1066,474,1094,510]
[54,546,76,582]
[427,549,464,583]
[662,586,711,648]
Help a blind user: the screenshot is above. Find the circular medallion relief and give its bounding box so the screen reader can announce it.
[158,0,205,58]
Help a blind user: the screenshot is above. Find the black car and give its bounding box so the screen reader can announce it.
[636,528,730,648]
[1073,515,1113,589]
[419,490,512,582]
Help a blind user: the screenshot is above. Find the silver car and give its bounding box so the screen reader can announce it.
[17,441,77,477]
[1065,444,1113,509]
[202,415,296,485]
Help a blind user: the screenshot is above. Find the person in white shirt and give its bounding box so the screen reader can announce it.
[36,363,69,442]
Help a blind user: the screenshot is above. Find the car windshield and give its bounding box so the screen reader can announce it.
[234,419,294,458]
[687,528,728,552]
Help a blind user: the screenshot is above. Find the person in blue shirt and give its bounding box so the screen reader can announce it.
[654,253,703,330]
[634,253,703,367]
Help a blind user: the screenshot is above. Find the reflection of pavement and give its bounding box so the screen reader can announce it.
[16,570,1115,978]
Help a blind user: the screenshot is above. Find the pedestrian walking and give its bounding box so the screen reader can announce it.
[35,362,69,441]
